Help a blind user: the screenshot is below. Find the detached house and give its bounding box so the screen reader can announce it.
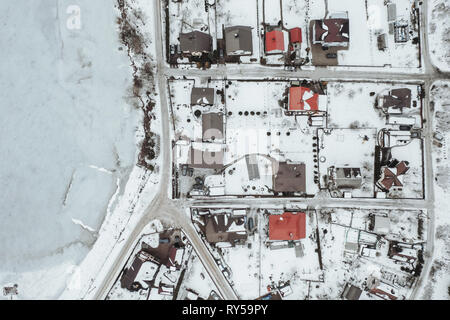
[376,160,409,191]
[313,15,350,47]
[265,29,285,54]
[224,26,253,56]
[180,31,212,56]
[269,212,306,241]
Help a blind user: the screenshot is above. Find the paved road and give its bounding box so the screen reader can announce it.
[94,1,443,300]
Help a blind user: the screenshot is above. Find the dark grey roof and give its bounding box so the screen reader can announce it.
[191,87,215,105]
[180,31,212,53]
[224,26,253,55]
[343,284,362,300]
[202,113,224,142]
[383,88,411,109]
[273,162,306,193]
[246,154,260,180]
[188,147,224,169]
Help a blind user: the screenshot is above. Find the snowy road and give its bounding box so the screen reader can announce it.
[93,0,443,301]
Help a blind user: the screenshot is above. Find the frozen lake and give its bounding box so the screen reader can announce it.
[0,0,139,298]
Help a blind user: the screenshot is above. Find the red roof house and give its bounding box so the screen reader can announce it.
[265,30,285,53]
[269,212,306,240]
[289,28,302,44]
[289,87,319,111]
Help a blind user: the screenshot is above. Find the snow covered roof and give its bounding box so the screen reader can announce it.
[269,212,306,241]
[377,161,409,191]
[289,87,319,111]
[314,18,349,44]
[374,216,390,235]
[191,87,215,106]
[382,88,412,109]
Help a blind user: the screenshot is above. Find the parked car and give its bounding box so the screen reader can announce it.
[170,44,176,55]
[181,164,188,176]
[326,52,337,59]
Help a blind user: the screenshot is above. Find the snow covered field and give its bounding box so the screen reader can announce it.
[428,0,450,72]
[0,0,142,299]
[417,80,450,300]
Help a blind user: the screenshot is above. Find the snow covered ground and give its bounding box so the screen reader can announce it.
[0,0,142,299]
[417,80,450,300]
[428,0,450,72]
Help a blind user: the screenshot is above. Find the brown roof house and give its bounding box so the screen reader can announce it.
[191,87,215,106]
[378,88,412,110]
[376,160,409,191]
[202,112,224,143]
[187,143,224,170]
[180,31,213,56]
[313,15,350,47]
[272,162,306,194]
[202,213,247,246]
[224,26,253,56]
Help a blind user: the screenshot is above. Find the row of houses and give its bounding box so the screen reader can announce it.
[177,13,350,61]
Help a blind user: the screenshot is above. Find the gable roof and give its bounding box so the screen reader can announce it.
[289,87,319,111]
[224,26,253,55]
[289,27,302,43]
[269,212,306,240]
[180,31,212,53]
[202,112,224,142]
[265,30,285,53]
[314,19,349,44]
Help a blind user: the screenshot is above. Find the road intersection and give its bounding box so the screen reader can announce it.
[94,0,446,300]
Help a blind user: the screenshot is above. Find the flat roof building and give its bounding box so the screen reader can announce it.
[272,162,306,193]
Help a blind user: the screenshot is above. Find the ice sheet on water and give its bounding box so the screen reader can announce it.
[0,0,139,286]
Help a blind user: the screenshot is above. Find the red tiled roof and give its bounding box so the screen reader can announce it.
[289,87,319,111]
[265,30,285,52]
[269,212,306,240]
[289,28,302,44]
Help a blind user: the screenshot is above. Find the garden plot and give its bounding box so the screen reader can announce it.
[326,0,420,68]
[281,0,309,30]
[167,0,217,49]
[318,128,377,197]
[263,0,282,25]
[216,0,260,63]
[389,138,424,199]
[326,82,422,129]
[224,81,319,195]
[169,79,226,141]
[221,210,322,300]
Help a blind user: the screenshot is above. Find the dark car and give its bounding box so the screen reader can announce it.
[326,53,337,59]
